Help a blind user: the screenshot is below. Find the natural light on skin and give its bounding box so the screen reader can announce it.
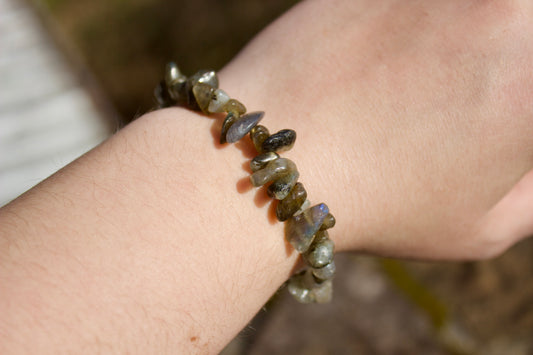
[2,0,533,353]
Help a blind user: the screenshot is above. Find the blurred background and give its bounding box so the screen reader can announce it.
[1,0,533,353]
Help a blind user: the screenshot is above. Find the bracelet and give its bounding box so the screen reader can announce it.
[154,62,337,303]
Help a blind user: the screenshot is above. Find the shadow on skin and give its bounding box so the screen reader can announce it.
[209,114,228,150]
[209,114,292,260]
[236,176,253,193]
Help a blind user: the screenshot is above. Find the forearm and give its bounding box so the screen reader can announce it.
[0,97,354,353]
[2,0,533,351]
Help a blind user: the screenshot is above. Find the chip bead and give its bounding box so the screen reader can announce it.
[319,213,336,231]
[312,279,333,303]
[154,80,174,108]
[220,113,237,144]
[294,199,311,216]
[303,230,335,268]
[226,111,265,143]
[287,271,315,304]
[287,269,333,304]
[312,261,336,281]
[250,152,279,173]
[165,62,186,87]
[262,129,296,153]
[285,203,329,253]
[192,82,215,113]
[267,170,299,200]
[164,62,187,104]
[250,158,297,187]
[222,99,246,116]
[184,70,218,109]
[250,125,270,153]
[188,69,218,89]
[208,89,230,113]
[276,182,307,221]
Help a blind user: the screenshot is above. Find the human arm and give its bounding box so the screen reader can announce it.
[2,0,533,353]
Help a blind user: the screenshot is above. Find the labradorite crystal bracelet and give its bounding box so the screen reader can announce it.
[154,63,336,303]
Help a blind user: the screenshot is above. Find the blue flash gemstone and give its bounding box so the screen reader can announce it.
[226,111,264,143]
[285,203,329,253]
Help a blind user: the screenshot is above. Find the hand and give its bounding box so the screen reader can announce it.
[221,0,533,260]
[2,1,533,353]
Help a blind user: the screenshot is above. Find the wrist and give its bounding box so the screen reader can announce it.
[0,108,299,353]
[217,65,370,254]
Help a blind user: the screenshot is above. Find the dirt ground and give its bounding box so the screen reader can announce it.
[32,0,533,353]
[221,240,533,354]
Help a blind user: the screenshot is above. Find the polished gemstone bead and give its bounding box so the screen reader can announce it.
[226,111,265,143]
[319,213,336,231]
[208,89,230,113]
[276,182,307,221]
[285,203,329,253]
[154,80,174,108]
[222,99,246,116]
[294,199,311,216]
[304,231,334,268]
[250,152,279,173]
[312,261,336,281]
[192,82,215,113]
[250,125,270,153]
[164,62,187,104]
[250,158,296,187]
[220,113,237,144]
[288,269,333,303]
[262,129,296,153]
[287,271,314,304]
[185,70,219,109]
[313,279,333,304]
[167,82,187,105]
[267,171,299,200]
[189,69,218,89]
[165,62,186,87]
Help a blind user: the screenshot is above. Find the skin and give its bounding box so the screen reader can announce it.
[1,0,533,353]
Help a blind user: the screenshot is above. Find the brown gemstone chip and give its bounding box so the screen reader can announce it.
[222,99,246,116]
[220,113,237,144]
[165,62,186,88]
[303,230,334,268]
[267,170,299,200]
[192,82,215,113]
[250,152,279,173]
[154,80,174,108]
[288,268,333,304]
[319,213,336,231]
[185,69,219,110]
[250,125,270,153]
[262,129,296,153]
[276,182,307,221]
[312,261,336,281]
[164,62,187,105]
[250,158,296,187]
